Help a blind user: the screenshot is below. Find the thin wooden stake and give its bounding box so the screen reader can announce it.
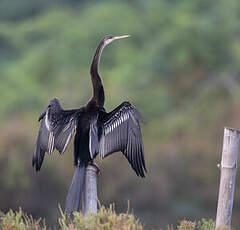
[216,127,240,229]
[82,164,98,218]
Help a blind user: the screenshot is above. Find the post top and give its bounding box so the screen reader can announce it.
[224,127,240,133]
[86,164,99,173]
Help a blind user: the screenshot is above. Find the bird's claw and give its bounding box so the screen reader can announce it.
[89,161,101,176]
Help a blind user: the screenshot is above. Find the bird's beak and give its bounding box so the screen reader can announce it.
[112,35,131,41]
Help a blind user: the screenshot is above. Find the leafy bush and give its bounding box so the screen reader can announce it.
[197,219,215,230]
[0,206,237,230]
[1,1,240,228]
[59,204,143,230]
[177,220,195,230]
[0,208,46,230]
[176,219,232,230]
[0,205,143,230]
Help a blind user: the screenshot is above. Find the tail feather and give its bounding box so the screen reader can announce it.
[65,165,86,214]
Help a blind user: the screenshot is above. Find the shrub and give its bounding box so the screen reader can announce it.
[0,205,143,230]
[58,204,143,230]
[177,218,215,230]
[0,207,235,230]
[177,220,195,230]
[0,208,46,230]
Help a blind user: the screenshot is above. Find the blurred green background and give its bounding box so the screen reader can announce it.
[1,0,240,229]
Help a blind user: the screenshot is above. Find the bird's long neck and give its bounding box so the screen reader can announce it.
[90,42,105,108]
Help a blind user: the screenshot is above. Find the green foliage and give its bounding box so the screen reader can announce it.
[0,206,143,230]
[1,0,240,116]
[0,207,227,230]
[177,220,195,230]
[176,219,233,230]
[177,219,221,230]
[197,219,215,230]
[60,204,143,230]
[0,208,46,230]
[1,0,240,229]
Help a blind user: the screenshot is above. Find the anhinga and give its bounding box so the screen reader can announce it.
[32,35,146,214]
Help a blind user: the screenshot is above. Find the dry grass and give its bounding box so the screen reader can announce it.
[0,205,235,230]
[0,208,46,230]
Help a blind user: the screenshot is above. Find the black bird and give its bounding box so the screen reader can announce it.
[32,35,146,214]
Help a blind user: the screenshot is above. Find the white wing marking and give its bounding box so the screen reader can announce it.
[63,122,71,132]
[45,110,50,131]
[89,128,93,158]
[48,131,54,154]
[62,132,72,154]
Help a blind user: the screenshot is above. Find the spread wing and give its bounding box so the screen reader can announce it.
[95,101,146,177]
[32,98,80,171]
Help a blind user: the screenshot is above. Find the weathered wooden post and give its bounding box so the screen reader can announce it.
[82,164,98,218]
[216,127,240,229]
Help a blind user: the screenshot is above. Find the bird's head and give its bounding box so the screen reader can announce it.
[90,34,131,74]
[102,35,130,46]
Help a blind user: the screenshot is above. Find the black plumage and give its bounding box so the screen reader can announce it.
[32,35,146,213]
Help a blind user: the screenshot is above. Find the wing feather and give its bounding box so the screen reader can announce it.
[33,98,80,171]
[97,101,146,177]
[89,116,99,159]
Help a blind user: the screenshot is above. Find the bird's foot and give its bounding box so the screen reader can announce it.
[89,161,101,176]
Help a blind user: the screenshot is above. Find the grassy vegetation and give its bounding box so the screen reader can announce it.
[2,0,240,229]
[0,205,232,230]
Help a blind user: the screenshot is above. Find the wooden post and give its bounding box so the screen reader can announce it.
[82,164,98,218]
[216,127,240,229]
